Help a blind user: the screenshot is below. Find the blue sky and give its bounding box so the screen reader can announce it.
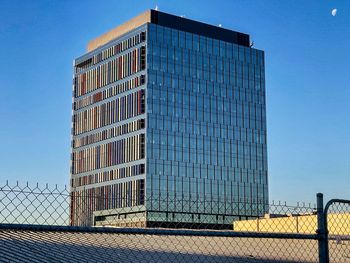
[0,0,349,204]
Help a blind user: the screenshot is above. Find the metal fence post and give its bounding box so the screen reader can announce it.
[317,193,328,263]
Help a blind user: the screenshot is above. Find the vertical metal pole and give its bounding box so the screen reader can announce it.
[317,193,328,263]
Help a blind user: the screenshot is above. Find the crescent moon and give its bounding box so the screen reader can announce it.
[331,9,337,16]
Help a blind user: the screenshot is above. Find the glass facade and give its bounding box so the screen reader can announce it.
[146,24,268,226]
[70,16,268,228]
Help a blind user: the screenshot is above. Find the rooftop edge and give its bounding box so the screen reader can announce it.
[87,10,250,52]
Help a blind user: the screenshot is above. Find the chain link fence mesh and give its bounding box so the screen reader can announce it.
[326,201,350,263]
[0,181,348,262]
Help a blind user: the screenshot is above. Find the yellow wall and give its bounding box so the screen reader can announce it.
[233,213,350,235]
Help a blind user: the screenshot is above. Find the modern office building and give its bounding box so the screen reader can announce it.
[70,10,268,229]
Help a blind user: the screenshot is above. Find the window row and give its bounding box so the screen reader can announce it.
[147,174,267,206]
[148,47,264,84]
[149,85,265,109]
[148,130,266,153]
[147,94,265,121]
[74,74,145,110]
[74,46,146,97]
[73,118,145,149]
[147,160,267,184]
[147,146,266,171]
[71,179,145,226]
[147,116,266,144]
[71,163,145,188]
[148,107,266,129]
[71,133,145,175]
[147,201,266,221]
[73,90,145,135]
[150,63,264,85]
[149,42,264,70]
[75,31,146,73]
[148,24,263,65]
[148,71,265,102]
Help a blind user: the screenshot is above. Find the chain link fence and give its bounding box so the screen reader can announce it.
[324,199,350,263]
[0,181,69,226]
[0,181,348,262]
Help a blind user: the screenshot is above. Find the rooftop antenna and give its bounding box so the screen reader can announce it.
[155,5,159,11]
[250,41,254,47]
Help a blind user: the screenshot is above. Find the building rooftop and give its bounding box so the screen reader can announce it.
[87,9,250,52]
[0,226,318,262]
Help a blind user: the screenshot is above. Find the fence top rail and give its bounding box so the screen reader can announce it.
[324,198,350,215]
[0,223,319,240]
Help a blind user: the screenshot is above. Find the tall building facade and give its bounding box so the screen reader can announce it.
[70,10,268,229]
